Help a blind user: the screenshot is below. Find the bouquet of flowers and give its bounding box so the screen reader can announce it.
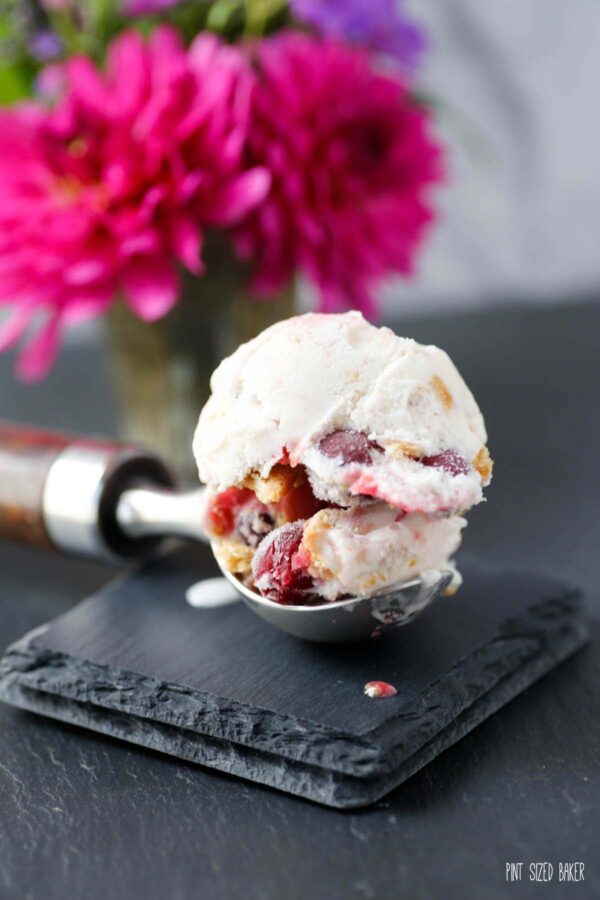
[0,0,443,381]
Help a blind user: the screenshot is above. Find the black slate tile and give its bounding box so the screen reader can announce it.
[0,547,589,808]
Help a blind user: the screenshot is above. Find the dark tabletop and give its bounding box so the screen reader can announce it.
[0,301,598,900]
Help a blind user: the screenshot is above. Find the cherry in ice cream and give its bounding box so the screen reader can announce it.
[252,521,314,605]
[319,430,382,466]
[421,449,470,476]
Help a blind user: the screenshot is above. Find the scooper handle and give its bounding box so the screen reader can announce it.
[0,422,71,549]
[0,420,175,561]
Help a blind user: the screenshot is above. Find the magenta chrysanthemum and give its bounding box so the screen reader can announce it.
[0,27,269,380]
[234,33,443,317]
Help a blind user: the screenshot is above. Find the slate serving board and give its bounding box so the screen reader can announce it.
[0,546,588,809]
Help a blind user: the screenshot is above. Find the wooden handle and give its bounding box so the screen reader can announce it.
[0,422,72,549]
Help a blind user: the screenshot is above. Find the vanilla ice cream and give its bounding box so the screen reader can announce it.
[194,312,492,605]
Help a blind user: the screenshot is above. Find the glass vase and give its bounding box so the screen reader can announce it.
[104,247,295,485]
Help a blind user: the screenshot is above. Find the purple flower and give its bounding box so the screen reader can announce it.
[123,0,182,14]
[291,0,427,72]
[35,63,67,101]
[29,29,63,61]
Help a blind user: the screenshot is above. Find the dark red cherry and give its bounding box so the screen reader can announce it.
[253,522,314,605]
[319,429,381,465]
[421,449,470,476]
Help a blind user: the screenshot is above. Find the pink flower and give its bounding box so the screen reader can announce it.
[235,33,443,316]
[0,28,269,380]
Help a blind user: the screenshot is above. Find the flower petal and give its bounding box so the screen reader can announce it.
[171,217,204,274]
[0,303,35,351]
[60,283,114,326]
[107,31,148,118]
[203,168,271,226]
[122,256,179,321]
[64,258,112,286]
[65,57,109,118]
[16,314,61,382]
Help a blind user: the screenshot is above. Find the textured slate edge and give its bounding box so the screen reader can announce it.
[0,591,585,779]
[0,642,379,776]
[0,612,588,809]
[0,591,588,783]
[0,589,584,780]
[333,608,590,807]
[368,593,584,763]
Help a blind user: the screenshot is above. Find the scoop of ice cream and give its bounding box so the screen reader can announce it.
[194,312,491,515]
[194,312,492,606]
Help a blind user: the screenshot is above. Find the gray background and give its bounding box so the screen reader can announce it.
[389,0,600,314]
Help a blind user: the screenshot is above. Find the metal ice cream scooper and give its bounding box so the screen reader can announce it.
[0,421,452,642]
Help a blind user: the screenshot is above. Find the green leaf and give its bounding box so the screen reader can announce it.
[0,64,31,104]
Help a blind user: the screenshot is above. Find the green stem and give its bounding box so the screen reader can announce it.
[243,0,288,35]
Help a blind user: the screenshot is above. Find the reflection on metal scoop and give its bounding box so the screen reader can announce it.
[117,486,454,643]
[215,552,453,643]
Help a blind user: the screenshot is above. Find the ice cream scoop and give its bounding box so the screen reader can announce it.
[0,420,453,642]
[194,312,492,611]
[115,484,455,642]
[117,483,454,641]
